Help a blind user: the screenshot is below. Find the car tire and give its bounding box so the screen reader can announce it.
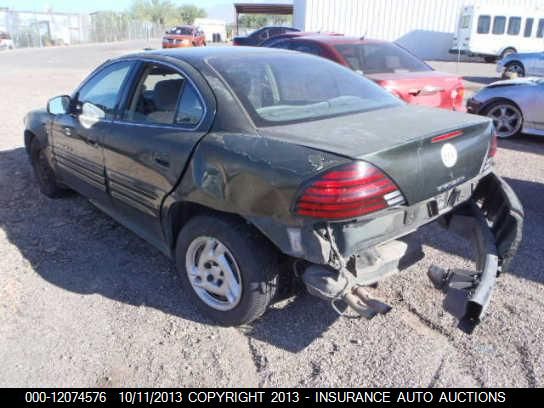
[483,101,523,139]
[30,139,66,198]
[175,215,280,326]
[484,56,496,63]
[504,61,525,78]
[500,48,516,60]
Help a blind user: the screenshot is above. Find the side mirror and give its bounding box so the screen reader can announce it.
[47,95,71,115]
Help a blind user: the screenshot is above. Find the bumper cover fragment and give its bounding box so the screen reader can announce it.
[432,173,524,333]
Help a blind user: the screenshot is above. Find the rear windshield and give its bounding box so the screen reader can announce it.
[208,53,402,126]
[168,27,192,35]
[334,42,431,74]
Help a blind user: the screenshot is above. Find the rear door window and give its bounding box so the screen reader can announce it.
[507,17,521,35]
[267,39,291,49]
[268,28,283,37]
[493,16,506,34]
[290,41,322,56]
[334,42,431,74]
[175,83,205,127]
[477,15,491,34]
[524,18,534,37]
[123,63,203,127]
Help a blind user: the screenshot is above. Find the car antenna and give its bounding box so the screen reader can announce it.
[360,31,367,40]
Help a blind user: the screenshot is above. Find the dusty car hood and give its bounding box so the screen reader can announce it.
[257,104,488,159]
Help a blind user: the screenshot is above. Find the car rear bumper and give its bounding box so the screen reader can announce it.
[297,172,523,331]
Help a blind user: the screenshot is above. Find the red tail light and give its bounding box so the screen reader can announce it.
[294,162,405,220]
[488,132,498,158]
[451,84,465,111]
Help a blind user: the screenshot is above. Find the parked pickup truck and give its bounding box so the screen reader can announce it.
[24,47,523,332]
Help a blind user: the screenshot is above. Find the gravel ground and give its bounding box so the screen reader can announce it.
[0,40,543,387]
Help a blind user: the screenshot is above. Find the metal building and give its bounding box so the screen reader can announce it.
[293,0,544,59]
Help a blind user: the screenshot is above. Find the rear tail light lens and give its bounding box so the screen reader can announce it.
[488,131,498,158]
[294,162,405,220]
[451,85,464,110]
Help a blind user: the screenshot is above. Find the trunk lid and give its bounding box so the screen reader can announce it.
[367,71,463,109]
[258,105,492,204]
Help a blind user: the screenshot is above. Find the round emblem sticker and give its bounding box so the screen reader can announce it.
[441,143,458,168]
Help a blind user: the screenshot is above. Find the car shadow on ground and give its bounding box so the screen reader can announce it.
[3,147,541,352]
[499,135,544,156]
[0,147,342,352]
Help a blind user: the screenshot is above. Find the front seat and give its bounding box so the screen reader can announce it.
[147,79,184,124]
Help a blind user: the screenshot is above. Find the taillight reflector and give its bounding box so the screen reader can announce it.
[431,130,463,143]
[294,162,404,220]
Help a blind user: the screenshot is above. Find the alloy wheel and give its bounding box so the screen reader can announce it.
[185,236,243,311]
[506,63,524,78]
[487,104,522,138]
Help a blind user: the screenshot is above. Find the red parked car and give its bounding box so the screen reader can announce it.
[162,25,206,48]
[265,35,465,111]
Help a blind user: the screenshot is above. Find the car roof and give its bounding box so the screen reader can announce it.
[257,26,298,30]
[133,46,297,62]
[289,35,388,45]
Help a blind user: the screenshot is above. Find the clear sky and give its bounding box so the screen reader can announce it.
[0,0,292,20]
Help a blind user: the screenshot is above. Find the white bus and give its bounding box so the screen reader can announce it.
[450,5,544,62]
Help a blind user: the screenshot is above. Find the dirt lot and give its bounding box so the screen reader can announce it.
[0,40,543,387]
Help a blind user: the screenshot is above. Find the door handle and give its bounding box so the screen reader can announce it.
[63,126,73,136]
[153,153,170,168]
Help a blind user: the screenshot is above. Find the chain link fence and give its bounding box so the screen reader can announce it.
[0,8,162,49]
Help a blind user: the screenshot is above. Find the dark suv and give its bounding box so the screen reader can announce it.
[232,26,299,46]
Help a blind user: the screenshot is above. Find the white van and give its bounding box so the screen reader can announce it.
[450,5,544,62]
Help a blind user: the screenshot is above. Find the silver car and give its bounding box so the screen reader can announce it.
[497,52,544,78]
[467,77,544,138]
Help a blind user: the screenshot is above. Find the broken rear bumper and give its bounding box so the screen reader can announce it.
[302,172,524,332]
[430,172,523,331]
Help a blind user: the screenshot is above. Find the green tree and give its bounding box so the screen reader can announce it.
[177,5,207,25]
[129,0,176,26]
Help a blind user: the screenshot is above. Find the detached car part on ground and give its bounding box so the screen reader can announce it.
[24,48,523,332]
[467,77,544,138]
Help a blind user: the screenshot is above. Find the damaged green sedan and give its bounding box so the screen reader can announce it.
[24,47,523,332]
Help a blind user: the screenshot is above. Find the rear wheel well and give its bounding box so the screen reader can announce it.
[480,98,522,118]
[168,202,262,250]
[500,47,516,59]
[167,201,297,300]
